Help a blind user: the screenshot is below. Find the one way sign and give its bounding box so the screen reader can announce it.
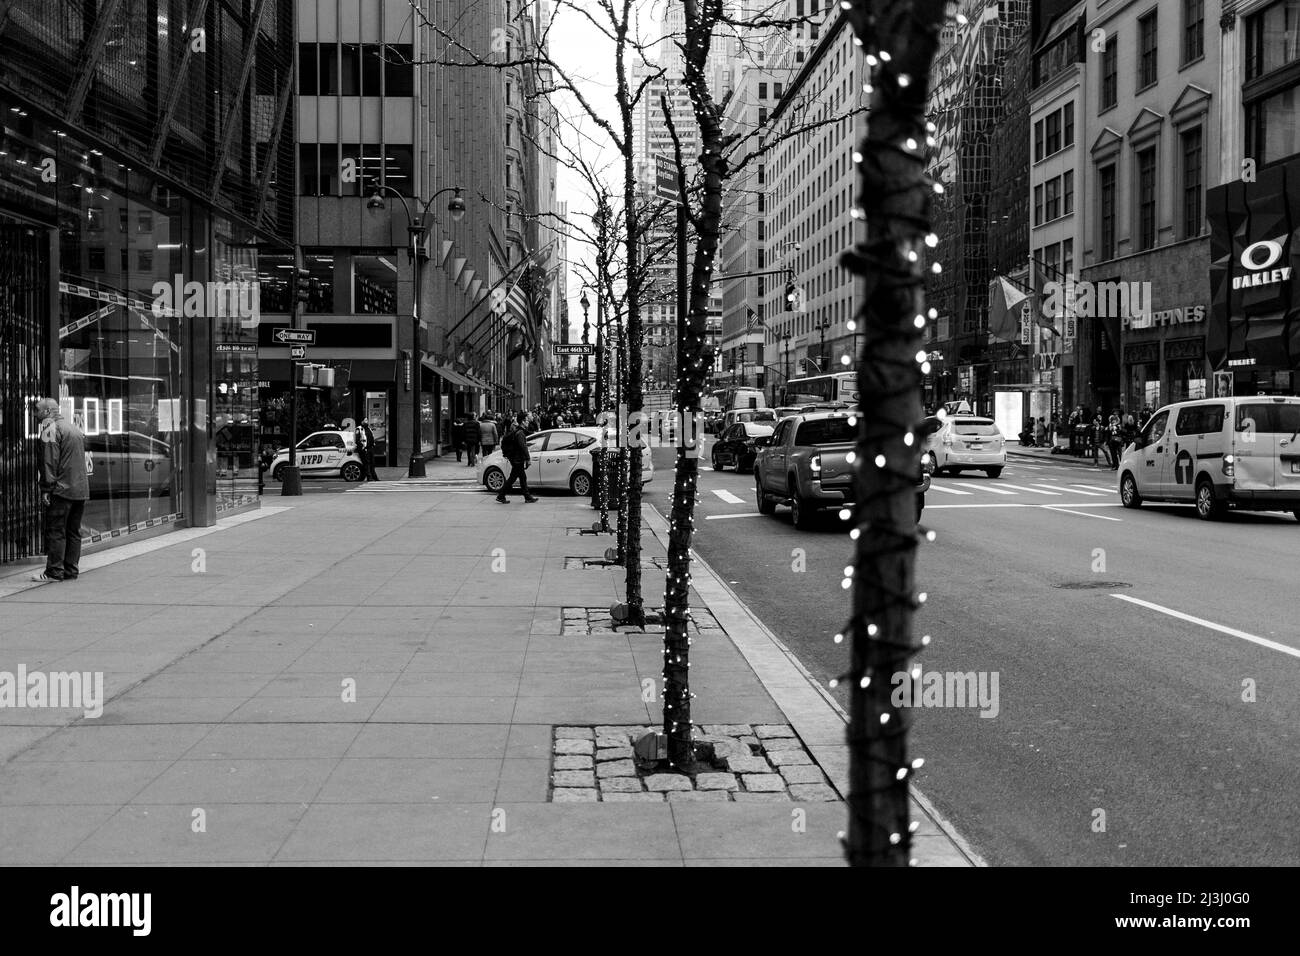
[274,328,316,345]
[290,345,306,359]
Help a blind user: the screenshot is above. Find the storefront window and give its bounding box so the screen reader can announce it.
[1167,359,1206,404]
[354,254,397,314]
[1128,362,1161,412]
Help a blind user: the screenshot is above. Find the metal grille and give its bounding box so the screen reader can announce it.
[0,225,49,563]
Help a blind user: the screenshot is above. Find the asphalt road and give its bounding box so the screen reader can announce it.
[645,439,1300,866]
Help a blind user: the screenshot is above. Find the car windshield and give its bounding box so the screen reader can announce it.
[952,419,999,436]
[1235,403,1300,433]
[795,418,855,445]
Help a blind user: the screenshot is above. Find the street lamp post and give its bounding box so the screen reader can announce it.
[782,330,792,401]
[367,185,467,477]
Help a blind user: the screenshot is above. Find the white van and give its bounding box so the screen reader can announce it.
[1117,396,1300,521]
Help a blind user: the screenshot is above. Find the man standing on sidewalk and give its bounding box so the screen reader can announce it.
[496,415,537,504]
[479,413,499,457]
[32,398,89,583]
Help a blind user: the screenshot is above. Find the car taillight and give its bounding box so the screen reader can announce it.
[1222,454,1235,477]
[942,434,953,446]
[810,453,821,475]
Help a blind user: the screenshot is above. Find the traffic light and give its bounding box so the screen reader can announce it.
[784,278,796,307]
[295,267,311,304]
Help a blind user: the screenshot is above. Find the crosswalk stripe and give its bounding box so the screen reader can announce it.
[973,483,1017,495]
[927,483,974,495]
[997,483,1061,495]
[1047,484,1104,496]
[1031,482,1100,496]
[712,489,746,505]
[1070,483,1116,493]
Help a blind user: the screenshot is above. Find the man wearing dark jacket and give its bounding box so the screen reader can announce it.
[32,398,90,583]
[459,415,480,466]
[496,416,537,503]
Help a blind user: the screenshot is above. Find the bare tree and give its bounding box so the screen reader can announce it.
[838,0,948,866]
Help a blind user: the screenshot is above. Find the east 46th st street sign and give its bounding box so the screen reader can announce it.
[554,344,593,355]
[274,328,315,345]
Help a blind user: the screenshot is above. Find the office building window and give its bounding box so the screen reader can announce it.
[1246,86,1300,164]
[1101,36,1117,109]
[1034,183,1043,225]
[1183,0,1204,64]
[1045,177,1061,221]
[759,82,768,99]
[1182,126,1203,238]
[1034,118,1044,162]
[385,44,414,96]
[340,43,361,95]
[1245,0,1300,80]
[1138,12,1158,90]
[362,45,383,94]
[1063,102,1074,147]
[1099,163,1117,259]
[299,43,318,95]
[774,82,783,98]
[1063,170,1074,215]
[1062,238,1074,277]
[1137,147,1157,250]
[1045,111,1061,155]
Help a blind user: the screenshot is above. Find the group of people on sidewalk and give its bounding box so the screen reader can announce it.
[1017,405,1154,470]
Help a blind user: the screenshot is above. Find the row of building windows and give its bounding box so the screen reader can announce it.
[1093,125,1203,261]
[298,144,414,197]
[1033,102,1074,163]
[298,43,414,98]
[1099,1,1206,112]
[1033,170,1074,226]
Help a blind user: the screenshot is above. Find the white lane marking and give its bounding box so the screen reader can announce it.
[927,483,974,495]
[1070,483,1117,493]
[1036,483,1103,496]
[997,483,1062,495]
[704,512,763,520]
[1113,594,1300,661]
[973,483,1017,494]
[712,489,746,505]
[924,502,1124,509]
[1013,463,1043,470]
[1041,505,1122,521]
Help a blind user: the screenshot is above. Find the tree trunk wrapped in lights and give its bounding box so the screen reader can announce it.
[839,0,949,867]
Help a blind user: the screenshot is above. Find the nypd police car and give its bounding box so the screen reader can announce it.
[268,428,364,482]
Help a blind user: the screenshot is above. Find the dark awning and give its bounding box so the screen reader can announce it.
[422,360,476,389]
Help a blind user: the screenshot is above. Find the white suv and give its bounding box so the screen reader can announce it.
[268,429,364,482]
[927,416,1006,478]
[1118,396,1300,520]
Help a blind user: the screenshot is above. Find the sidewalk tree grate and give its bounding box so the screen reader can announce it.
[1053,581,1133,590]
[547,724,842,802]
[563,556,667,571]
[561,606,725,636]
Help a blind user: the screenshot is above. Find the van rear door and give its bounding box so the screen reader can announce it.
[1235,399,1300,494]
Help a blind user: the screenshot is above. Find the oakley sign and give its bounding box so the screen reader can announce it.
[1233,236,1292,290]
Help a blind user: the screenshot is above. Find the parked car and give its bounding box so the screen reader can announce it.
[1118,396,1300,521]
[754,411,931,527]
[925,415,1006,477]
[268,428,364,482]
[711,422,774,472]
[478,426,655,496]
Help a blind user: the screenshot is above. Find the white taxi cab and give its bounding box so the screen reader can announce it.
[1118,396,1300,520]
[926,415,1007,478]
[478,426,654,496]
[268,428,364,482]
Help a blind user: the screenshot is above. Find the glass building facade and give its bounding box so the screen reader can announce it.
[0,0,294,563]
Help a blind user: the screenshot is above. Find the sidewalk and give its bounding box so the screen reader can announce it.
[1008,441,1115,470]
[0,482,977,866]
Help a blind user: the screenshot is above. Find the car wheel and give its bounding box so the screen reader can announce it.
[569,470,592,497]
[984,466,1002,479]
[790,490,814,529]
[341,461,363,482]
[1119,472,1142,508]
[271,463,285,482]
[756,476,776,515]
[711,450,724,471]
[1195,478,1225,520]
[484,467,506,493]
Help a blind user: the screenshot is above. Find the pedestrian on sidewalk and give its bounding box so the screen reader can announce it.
[452,415,465,462]
[1107,409,1123,470]
[497,415,538,504]
[460,416,480,467]
[1035,417,1047,447]
[479,413,499,457]
[355,418,379,481]
[31,398,89,583]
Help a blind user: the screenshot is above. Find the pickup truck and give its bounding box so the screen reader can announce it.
[753,411,932,528]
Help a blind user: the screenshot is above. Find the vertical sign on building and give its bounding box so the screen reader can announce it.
[1019,301,1032,345]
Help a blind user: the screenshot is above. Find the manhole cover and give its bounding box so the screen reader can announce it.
[1053,581,1132,590]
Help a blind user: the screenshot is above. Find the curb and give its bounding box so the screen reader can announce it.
[643,503,985,867]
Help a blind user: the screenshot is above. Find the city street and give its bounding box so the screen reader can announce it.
[648,440,1300,866]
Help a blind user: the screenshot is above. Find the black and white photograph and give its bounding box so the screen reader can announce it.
[0,0,1294,929]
